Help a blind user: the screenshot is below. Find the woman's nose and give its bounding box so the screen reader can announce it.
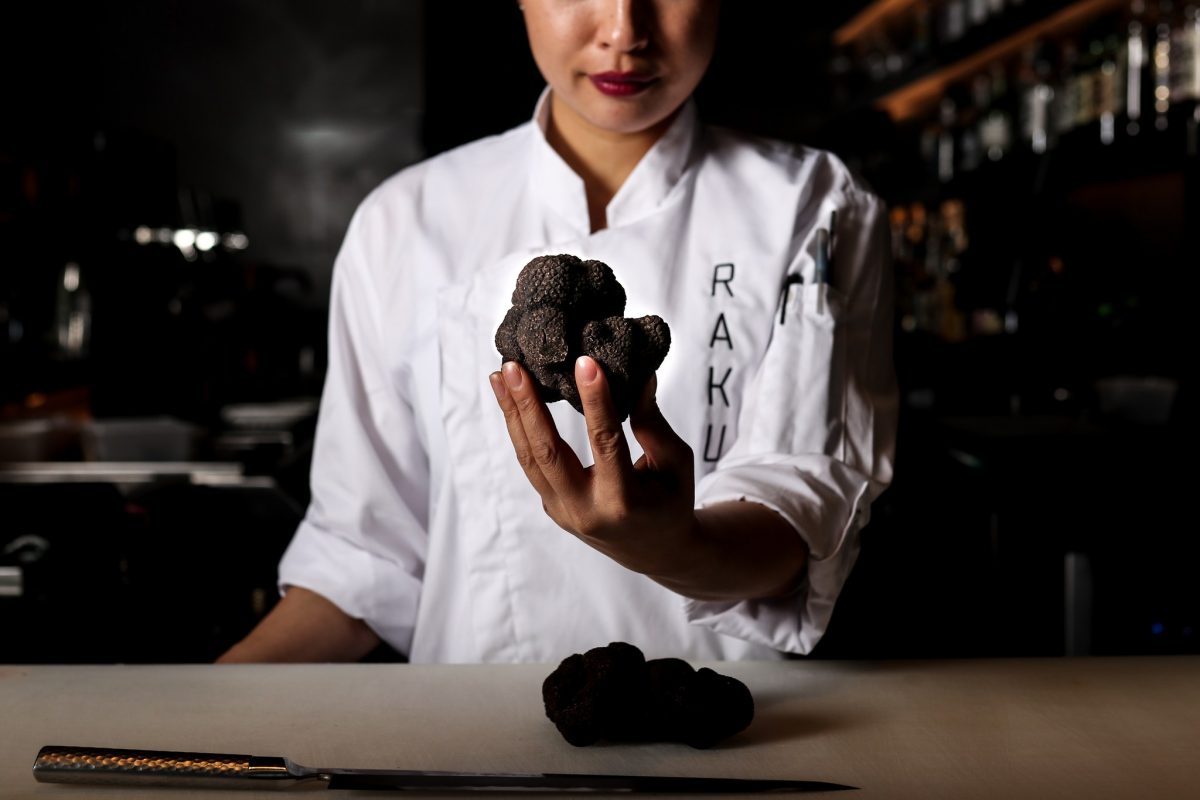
[599,0,650,53]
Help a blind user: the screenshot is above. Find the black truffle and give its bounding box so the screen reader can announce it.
[495,254,671,421]
[542,642,754,748]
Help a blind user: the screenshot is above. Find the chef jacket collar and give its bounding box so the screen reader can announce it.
[530,87,699,237]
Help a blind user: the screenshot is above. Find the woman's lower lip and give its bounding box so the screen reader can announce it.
[589,76,655,97]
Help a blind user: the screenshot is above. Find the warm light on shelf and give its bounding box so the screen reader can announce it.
[876,0,1126,123]
[835,0,919,47]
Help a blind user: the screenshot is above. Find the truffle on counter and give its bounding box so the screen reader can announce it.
[542,642,755,748]
[495,254,670,421]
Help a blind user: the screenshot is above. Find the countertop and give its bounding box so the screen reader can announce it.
[1,657,1197,798]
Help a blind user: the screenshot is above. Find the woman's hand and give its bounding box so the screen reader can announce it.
[489,357,700,580]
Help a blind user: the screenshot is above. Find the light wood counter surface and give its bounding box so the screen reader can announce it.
[1,657,1197,798]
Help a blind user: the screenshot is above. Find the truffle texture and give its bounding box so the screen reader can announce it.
[542,642,754,748]
[495,254,671,421]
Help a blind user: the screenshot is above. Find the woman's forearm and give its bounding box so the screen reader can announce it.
[216,586,381,663]
[647,500,808,603]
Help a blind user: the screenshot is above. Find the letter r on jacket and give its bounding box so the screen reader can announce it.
[711,263,735,297]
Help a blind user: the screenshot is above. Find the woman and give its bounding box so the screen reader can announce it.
[220,0,896,664]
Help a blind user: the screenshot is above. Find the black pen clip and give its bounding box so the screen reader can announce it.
[778,273,804,325]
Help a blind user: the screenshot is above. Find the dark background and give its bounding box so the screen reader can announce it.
[1,1,1195,663]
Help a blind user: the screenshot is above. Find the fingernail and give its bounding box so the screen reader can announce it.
[576,356,598,384]
[502,361,523,390]
[489,372,507,402]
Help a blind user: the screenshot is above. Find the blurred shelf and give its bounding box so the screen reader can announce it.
[893,104,1198,205]
[842,0,1125,123]
[835,0,918,47]
[0,461,248,487]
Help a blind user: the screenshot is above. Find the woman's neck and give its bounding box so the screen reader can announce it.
[546,93,678,234]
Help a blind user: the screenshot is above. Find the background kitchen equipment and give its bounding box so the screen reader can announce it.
[0,476,302,664]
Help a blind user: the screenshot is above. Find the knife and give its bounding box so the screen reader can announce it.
[33,745,855,793]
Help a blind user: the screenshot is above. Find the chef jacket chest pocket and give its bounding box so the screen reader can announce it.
[746,281,848,459]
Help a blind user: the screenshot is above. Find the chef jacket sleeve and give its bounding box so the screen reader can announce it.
[688,183,897,655]
[276,201,429,657]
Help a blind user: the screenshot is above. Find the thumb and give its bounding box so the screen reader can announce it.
[630,374,693,473]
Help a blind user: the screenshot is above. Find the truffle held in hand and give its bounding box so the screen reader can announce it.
[542,642,755,749]
[495,254,671,421]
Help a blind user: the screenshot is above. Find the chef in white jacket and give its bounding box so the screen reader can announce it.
[220,0,896,665]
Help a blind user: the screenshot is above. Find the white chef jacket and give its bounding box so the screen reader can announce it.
[278,89,897,664]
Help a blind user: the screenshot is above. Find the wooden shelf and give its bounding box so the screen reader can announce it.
[835,0,919,47]
[878,0,1125,122]
[836,0,1127,124]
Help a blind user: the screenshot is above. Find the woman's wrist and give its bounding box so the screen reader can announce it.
[646,501,807,603]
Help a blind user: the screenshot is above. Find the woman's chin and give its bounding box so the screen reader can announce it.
[577,95,682,136]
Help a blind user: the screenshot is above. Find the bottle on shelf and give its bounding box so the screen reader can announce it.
[979,61,1016,161]
[960,79,987,173]
[54,261,92,360]
[1054,41,1082,136]
[864,31,892,84]
[934,199,969,343]
[1171,4,1200,102]
[1019,43,1056,154]
[829,45,855,109]
[1098,33,1128,144]
[938,96,960,182]
[942,0,970,45]
[968,0,991,30]
[1154,0,1175,130]
[1129,0,1148,135]
[1078,36,1107,130]
[914,0,935,59]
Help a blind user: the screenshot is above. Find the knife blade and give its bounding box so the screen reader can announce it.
[33,745,856,793]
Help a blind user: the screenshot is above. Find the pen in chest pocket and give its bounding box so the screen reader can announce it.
[815,227,830,315]
[778,272,803,326]
[778,211,836,325]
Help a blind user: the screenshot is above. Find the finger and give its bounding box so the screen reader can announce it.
[575,356,633,486]
[630,374,694,475]
[491,371,557,500]
[500,361,587,500]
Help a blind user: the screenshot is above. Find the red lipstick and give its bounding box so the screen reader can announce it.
[589,71,656,97]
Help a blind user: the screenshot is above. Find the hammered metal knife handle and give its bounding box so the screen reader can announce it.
[33,745,322,790]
